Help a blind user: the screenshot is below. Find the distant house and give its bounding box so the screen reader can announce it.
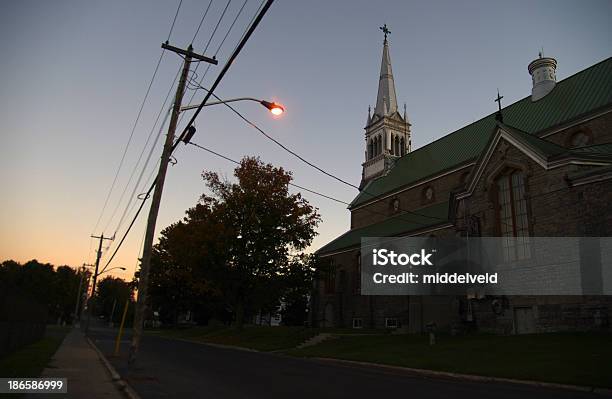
[313,34,612,334]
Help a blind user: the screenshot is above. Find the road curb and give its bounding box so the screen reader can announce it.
[311,357,612,396]
[86,337,142,399]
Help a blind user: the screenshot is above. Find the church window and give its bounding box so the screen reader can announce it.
[391,198,400,213]
[569,131,591,148]
[394,136,400,155]
[422,186,435,204]
[496,170,530,261]
[385,318,399,328]
[377,135,382,155]
[400,137,405,155]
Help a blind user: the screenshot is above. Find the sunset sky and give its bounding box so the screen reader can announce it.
[1,0,610,280]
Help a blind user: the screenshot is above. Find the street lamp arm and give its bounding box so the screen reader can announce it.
[97,266,126,277]
[180,97,263,112]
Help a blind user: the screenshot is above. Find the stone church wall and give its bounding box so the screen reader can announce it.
[351,166,471,230]
[316,110,611,334]
[540,108,612,147]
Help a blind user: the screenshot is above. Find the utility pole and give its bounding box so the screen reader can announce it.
[74,263,93,325]
[128,43,217,366]
[85,234,113,335]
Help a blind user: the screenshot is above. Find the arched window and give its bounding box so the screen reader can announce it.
[377,135,382,155]
[496,170,530,260]
[400,137,405,155]
[422,186,435,204]
[394,136,400,156]
[368,139,373,159]
[568,131,592,148]
[325,260,336,294]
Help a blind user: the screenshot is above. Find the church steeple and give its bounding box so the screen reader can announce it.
[361,24,411,189]
[374,24,398,117]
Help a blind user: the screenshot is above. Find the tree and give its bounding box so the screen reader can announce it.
[279,254,320,326]
[201,157,321,327]
[0,259,84,324]
[96,276,134,324]
[147,201,229,325]
[148,157,321,328]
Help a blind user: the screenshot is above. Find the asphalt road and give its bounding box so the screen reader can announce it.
[88,327,602,399]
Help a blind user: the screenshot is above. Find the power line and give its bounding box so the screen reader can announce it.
[101,179,155,273]
[202,0,233,55]
[184,141,441,228]
[167,0,183,42]
[174,0,249,161]
[188,141,351,205]
[101,0,235,256]
[102,96,171,234]
[105,71,179,235]
[107,0,237,232]
[190,0,214,44]
[112,108,172,233]
[190,83,447,223]
[181,0,255,125]
[102,0,275,270]
[91,0,183,234]
[171,0,274,151]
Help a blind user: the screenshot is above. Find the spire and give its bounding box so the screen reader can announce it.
[374,25,398,117]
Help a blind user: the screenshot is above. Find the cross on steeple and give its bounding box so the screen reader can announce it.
[380,24,391,42]
[494,89,504,112]
[494,88,504,121]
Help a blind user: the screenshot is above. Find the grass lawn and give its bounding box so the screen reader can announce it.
[151,325,390,352]
[152,325,322,351]
[0,325,69,378]
[286,332,612,388]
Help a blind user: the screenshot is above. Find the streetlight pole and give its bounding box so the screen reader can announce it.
[85,234,113,335]
[128,43,217,366]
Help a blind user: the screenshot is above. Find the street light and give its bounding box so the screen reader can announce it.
[179,97,285,116]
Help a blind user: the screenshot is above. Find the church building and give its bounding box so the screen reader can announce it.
[313,28,612,334]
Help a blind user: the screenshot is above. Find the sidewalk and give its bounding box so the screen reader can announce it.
[28,327,125,398]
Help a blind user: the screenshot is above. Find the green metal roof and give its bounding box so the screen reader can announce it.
[350,57,612,209]
[571,143,612,156]
[317,201,449,255]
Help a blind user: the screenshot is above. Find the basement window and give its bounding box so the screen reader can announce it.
[385,318,399,328]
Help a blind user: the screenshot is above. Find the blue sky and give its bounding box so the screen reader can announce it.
[0,0,610,278]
